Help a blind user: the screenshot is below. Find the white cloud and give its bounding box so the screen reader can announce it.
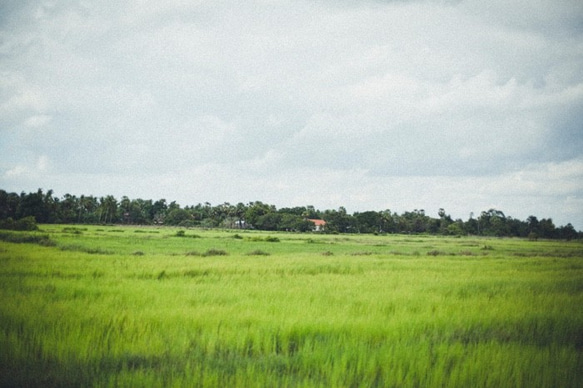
[36,155,50,172]
[24,114,51,128]
[4,165,29,179]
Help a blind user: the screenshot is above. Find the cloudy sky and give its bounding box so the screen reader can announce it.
[1,0,582,228]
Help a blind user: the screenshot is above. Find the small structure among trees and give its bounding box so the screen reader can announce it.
[308,219,326,232]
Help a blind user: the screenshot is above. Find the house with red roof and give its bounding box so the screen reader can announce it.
[307,219,326,232]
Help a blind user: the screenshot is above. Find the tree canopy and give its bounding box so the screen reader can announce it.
[0,188,580,240]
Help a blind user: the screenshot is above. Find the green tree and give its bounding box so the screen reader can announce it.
[354,211,382,233]
[380,210,396,233]
[399,209,429,233]
[245,201,275,228]
[58,194,79,223]
[464,213,479,235]
[165,208,192,226]
[446,222,464,236]
[17,189,49,223]
[255,212,282,231]
[478,209,507,236]
[0,190,20,220]
[234,202,247,228]
[98,195,118,224]
[323,207,354,233]
[438,208,453,235]
[151,199,168,224]
[77,195,99,223]
[557,223,578,241]
[527,215,539,235]
[538,218,556,239]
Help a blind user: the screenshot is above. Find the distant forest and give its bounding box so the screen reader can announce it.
[0,188,580,240]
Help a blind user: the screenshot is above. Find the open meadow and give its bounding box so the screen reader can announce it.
[1,225,582,387]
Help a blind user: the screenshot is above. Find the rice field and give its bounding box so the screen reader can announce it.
[1,225,582,387]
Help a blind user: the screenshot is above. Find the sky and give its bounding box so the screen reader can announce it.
[1,0,582,229]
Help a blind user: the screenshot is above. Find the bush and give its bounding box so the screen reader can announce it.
[265,236,280,242]
[175,231,201,238]
[427,250,447,256]
[0,231,55,246]
[63,227,85,234]
[202,249,228,257]
[247,250,270,256]
[59,245,113,255]
[0,216,39,231]
[351,251,373,256]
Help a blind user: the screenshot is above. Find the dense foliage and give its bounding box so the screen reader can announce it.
[0,188,580,239]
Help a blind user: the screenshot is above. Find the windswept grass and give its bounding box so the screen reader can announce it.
[0,225,581,386]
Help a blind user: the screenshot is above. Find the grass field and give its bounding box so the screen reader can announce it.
[1,225,582,387]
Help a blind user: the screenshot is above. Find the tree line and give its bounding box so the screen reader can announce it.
[0,188,580,240]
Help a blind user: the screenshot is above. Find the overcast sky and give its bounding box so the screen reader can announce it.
[1,0,582,228]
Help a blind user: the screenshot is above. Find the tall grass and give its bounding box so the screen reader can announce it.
[0,225,582,386]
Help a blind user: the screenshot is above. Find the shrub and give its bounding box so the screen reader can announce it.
[202,249,228,257]
[427,250,447,256]
[0,216,39,231]
[63,227,85,234]
[0,231,55,246]
[265,236,280,242]
[59,245,113,255]
[175,230,201,238]
[247,250,270,256]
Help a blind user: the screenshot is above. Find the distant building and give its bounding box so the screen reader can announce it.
[307,219,326,232]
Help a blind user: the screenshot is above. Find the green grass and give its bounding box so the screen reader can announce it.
[1,225,582,387]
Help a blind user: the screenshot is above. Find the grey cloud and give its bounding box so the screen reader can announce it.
[1,0,582,229]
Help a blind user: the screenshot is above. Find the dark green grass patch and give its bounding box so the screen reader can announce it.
[202,249,229,256]
[175,230,201,238]
[59,244,114,255]
[0,231,55,246]
[247,250,271,256]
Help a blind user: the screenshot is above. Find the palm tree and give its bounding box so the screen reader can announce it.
[99,195,118,224]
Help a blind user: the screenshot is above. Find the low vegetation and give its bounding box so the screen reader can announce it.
[0,225,582,386]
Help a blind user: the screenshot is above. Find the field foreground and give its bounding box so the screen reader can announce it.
[1,225,582,387]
